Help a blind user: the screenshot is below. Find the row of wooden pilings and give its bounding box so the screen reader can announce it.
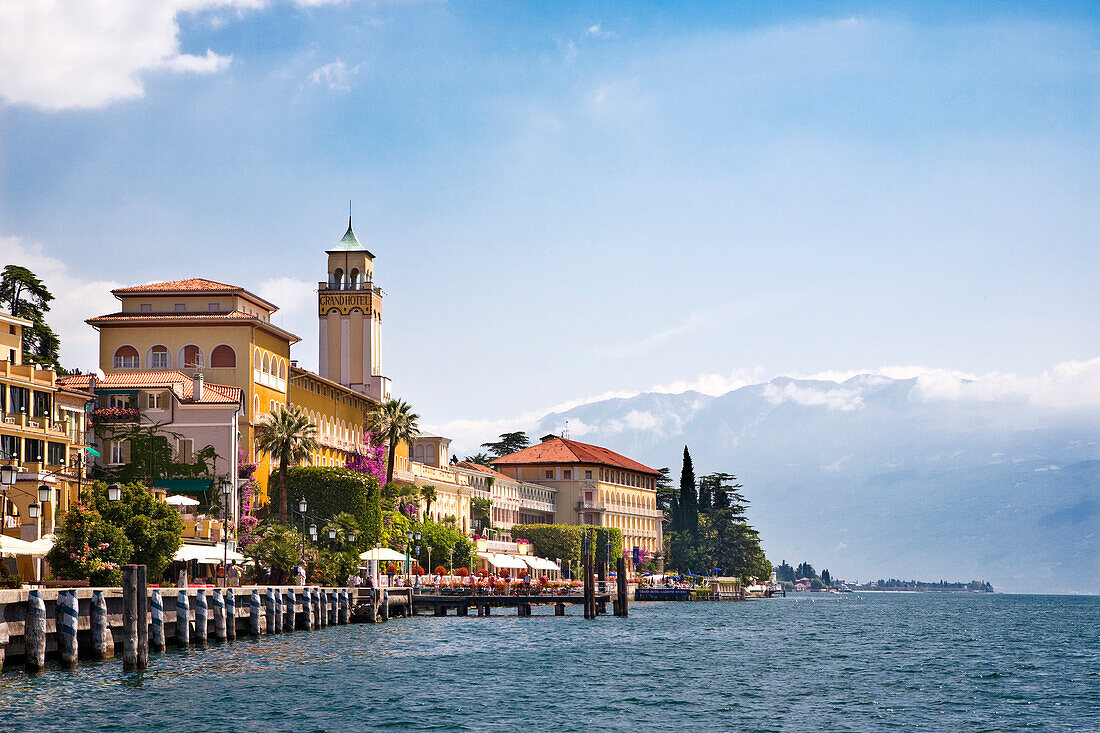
[583,556,629,619]
[18,564,362,674]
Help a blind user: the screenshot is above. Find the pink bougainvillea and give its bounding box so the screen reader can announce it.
[344,434,386,485]
[237,448,261,549]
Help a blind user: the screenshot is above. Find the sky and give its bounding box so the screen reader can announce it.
[0,1,1097,453]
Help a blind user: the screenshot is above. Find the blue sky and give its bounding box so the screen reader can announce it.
[1,1,1097,450]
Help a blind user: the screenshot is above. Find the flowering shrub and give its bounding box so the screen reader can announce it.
[237,450,261,549]
[412,564,425,575]
[434,565,446,575]
[455,567,469,577]
[385,564,399,575]
[345,436,387,486]
[89,406,140,424]
[46,499,133,586]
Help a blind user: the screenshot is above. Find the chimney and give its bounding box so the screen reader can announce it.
[193,372,204,401]
[291,360,298,367]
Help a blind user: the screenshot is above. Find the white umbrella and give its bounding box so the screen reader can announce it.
[0,534,40,556]
[165,495,200,507]
[359,547,406,562]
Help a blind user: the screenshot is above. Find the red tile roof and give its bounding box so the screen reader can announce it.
[113,278,239,293]
[87,310,254,323]
[491,436,660,476]
[60,371,241,405]
[453,461,515,482]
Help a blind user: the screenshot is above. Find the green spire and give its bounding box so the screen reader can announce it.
[331,215,365,252]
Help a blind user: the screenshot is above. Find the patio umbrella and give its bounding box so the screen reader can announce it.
[359,547,406,562]
[165,495,200,507]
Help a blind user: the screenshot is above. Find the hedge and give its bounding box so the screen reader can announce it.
[511,524,623,566]
[268,467,378,530]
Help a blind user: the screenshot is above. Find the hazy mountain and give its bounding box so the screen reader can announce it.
[533,375,1099,594]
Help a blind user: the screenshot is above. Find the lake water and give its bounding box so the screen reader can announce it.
[0,593,1097,731]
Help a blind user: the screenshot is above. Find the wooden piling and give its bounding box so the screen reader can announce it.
[312,587,322,628]
[457,603,468,617]
[24,589,46,673]
[176,590,190,647]
[342,589,354,624]
[136,565,149,669]
[301,588,313,630]
[91,590,114,659]
[252,590,264,636]
[555,602,565,616]
[57,589,79,668]
[379,590,389,621]
[616,556,628,617]
[194,589,208,646]
[284,589,295,631]
[122,565,139,670]
[212,589,226,642]
[150,589,165,652]
[226,589,236,640]
[328,590,338,625]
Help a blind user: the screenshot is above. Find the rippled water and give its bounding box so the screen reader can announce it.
[0,594,1097,731]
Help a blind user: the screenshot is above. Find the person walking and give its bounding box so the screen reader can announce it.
[295,564,306,586]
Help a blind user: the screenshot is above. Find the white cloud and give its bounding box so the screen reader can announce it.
[763,381,865,411]
[306,59,359,91]
[0,234,124,370]
[0,0,258,110]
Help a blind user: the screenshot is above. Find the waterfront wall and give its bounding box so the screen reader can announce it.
[0,585,411,667]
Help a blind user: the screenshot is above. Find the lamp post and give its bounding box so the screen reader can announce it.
[449,547,454,576]
[405,531,412,580]
[220,478,232,588]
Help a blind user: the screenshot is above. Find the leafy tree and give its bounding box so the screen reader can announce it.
[268,466,378,531]
[821,568,832,585]
[461,452,494,466]
[699,472,741,511]
[481,431,529,458]
[0,265,61,370]
[92,481,184,579]
[256,405,319,524]
[312,548,360,586]
[92,419,220,487]
[470,496,492,533]
[697,474,713,510]
[795,562,817,580]
[410,519,473,571]
[367,398,420,485]
[362,480,383,546]
[775,560,795,583]
[655,467,677,516]
[245,523,306,584]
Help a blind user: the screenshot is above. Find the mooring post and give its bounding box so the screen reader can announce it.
[150,589,165,652]
[212,589,226,642]
[252,589,263,635]
[301,588,313,630]
[91,590,113,659]
[57,589,79,668]
[267,587,278,634]
[274,588,284,632]
[617,556,628,618]
[340,588,351,624]
[312,587,322,628]
[24,589,46,673]
[176,590,190,647]
[136,565,149,669]
[284,588,296,631]
[122,564,139,670]
[194,589,208,646]
[380,589,389,621]
[555,602,565,616]
[226,589,236,640]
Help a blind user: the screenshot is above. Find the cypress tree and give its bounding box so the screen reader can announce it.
[680,446,698,537]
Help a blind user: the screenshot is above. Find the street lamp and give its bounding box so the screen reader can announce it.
[107,483,122,501]
[328,527,337,542]
[0,465,15,488]
[220,478,232,587]
[27,502,39,519]
[37,484,51,504]
[308,523,317,539]
[298,497,308,514]
[347,531,356,544]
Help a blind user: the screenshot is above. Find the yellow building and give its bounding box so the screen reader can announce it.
[0,311,90,579]
[88,278,299,500]
[287,365,376,467]
[491,435,664,566]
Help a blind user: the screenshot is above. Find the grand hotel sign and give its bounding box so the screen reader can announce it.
[318,292,373,316]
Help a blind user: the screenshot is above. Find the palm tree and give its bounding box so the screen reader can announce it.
[420,485,438,520]
[255,404,319,525]
[471,496,492,534]
[366,398,420,486]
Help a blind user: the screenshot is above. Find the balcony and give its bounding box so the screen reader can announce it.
[576,499,607,512]
[89,407,140,425]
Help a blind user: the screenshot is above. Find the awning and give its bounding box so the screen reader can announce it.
[0,534,48,556]
[174,543,246,563]
[479,552,528,570]
[155,479,213,494]
[522,556,561,572]
[359,547,406,562]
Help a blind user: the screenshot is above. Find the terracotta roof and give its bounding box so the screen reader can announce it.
[491,436,660,476]
[453,461,515,482]
[59,371,241,405]
[112,278,240,293]
[87,310,254,322]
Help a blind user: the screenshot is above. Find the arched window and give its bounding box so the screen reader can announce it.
[349,268,360,289]
[113,345,139,369]
[262,352,270,375]
[333,268,344,290]
[253,349,261,370]
[211,344,236,368]
[253,395,259,415]
[180,345,203,369]
[148,345,170,370]
[278,359,286,379]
